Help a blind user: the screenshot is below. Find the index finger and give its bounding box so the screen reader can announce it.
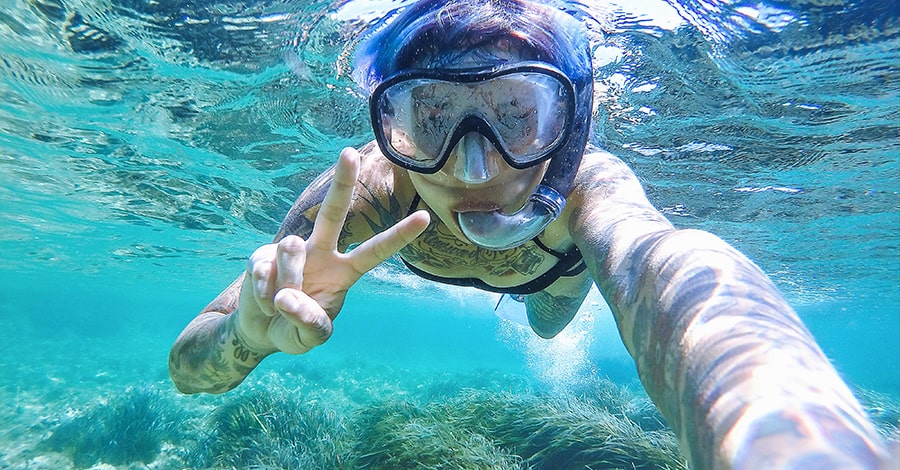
[307,148,360,250]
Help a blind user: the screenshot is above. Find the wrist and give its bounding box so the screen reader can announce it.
[227,311,277,359]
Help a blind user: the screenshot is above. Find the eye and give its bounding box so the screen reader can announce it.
[414,99,450,130]
[495,98,536,130]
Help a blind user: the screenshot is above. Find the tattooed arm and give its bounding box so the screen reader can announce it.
[168,150,338,394]
[524,271,593,338]
[169,148,429,394]
[168,275,261,394]
[567,150,889,468]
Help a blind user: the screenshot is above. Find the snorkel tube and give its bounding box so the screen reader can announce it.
[458,184,567,250]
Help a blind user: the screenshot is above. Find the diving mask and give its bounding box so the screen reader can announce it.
[369,61,576,174]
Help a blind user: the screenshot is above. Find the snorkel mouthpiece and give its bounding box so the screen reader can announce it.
[458,185,566,251]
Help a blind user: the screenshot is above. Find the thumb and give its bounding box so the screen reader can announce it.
[272,288,333,353]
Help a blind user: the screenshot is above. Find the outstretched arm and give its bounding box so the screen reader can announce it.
[568,151,889,469]
[169,148,429,394]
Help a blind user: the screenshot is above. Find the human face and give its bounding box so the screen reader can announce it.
[395,47,560,242]
[408,145,548,242]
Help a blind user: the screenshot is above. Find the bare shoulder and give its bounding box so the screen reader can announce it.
[563,148,673,256]
[571,148,647,200]
[341,142,417,248]
[356,140,413,199]
[274,142,411,249]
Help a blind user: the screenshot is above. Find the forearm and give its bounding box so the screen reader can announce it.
[168,311,271,394]
[591,227,888,468]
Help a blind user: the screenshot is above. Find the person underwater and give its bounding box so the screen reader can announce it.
[169,0,896,467]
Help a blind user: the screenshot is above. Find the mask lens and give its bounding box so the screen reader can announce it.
[372,65,574,172]
[482,73,570,164]
[376,80,448,169]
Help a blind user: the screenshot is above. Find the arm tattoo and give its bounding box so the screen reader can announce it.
[200,273,244,315]
[573,180,889,466]
[356,181,403,233]
[274,165,335,241]
[525,276,592,338]
[401,222,544,277]
[169,313,268,394]
[338,181,404,249]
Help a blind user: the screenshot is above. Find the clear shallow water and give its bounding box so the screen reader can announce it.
[1,0,898,468]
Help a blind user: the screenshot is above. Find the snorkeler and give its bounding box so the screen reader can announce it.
[169,0,893,468]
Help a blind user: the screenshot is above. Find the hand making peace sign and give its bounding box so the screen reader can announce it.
[233,148,431,355]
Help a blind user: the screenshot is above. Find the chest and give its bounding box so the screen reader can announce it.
[398,220,563,284]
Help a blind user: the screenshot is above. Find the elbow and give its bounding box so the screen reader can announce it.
[167,346,198,394]
[167,343,217,395]
[168,345,241,395]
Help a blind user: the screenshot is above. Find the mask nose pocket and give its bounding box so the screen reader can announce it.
[453,133,499,183]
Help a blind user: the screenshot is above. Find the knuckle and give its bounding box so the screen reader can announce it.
[251,262,272,282]
[369,248,391,268]
[374,239,397,260]
[278,235,306,253]
[249,243,276,264]
[274,290,333,348]
[319,206,344,224]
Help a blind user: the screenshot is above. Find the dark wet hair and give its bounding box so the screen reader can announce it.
[353,0,592,93]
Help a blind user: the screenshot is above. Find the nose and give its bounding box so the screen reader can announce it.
[452,133,500,184]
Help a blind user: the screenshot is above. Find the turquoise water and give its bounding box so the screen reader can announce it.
[1,0,898,468]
